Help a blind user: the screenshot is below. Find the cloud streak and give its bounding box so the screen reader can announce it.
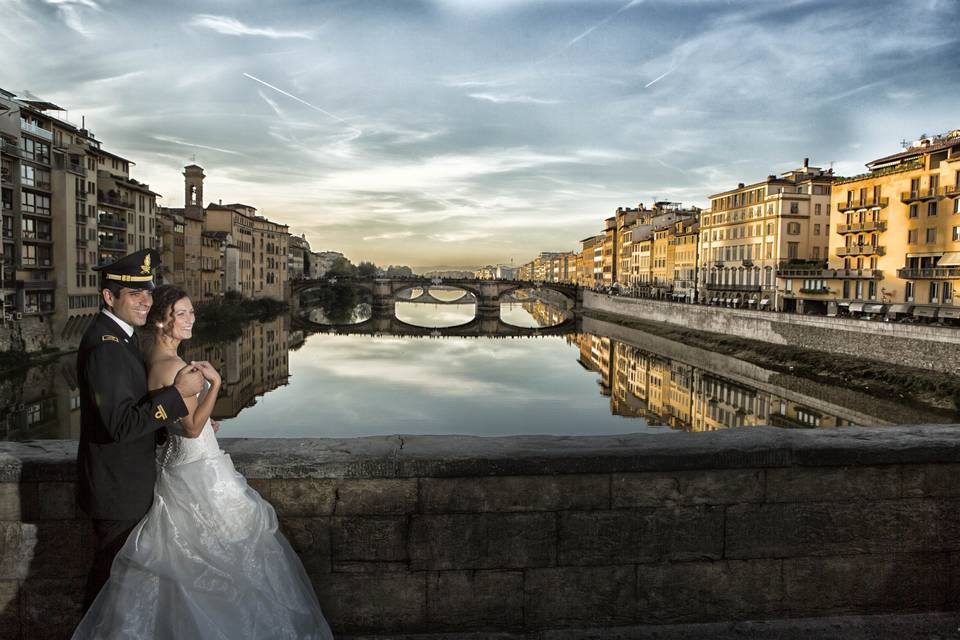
[189,14,314,39]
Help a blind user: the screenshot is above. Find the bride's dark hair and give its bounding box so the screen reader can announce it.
[140,284,189,360]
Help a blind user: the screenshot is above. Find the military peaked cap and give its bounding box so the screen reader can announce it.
[92,249,160,290]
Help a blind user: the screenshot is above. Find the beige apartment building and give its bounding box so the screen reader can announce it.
[700,160,833,310]
[780,131,960,320]
[670,217,700,302]
[1,89,160,342]
[579,235,602,287]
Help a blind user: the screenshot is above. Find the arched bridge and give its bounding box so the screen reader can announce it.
[292,313,579,339]
[290,277,581,317]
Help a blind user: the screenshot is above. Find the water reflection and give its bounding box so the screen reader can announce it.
[299,283,372,325]
[3,305,958,442]
[395,301,476,327]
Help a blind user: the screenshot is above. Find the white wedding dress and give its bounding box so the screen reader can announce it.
[73,386,334,639]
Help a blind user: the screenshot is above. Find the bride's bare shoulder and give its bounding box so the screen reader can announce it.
[148,355,188,390]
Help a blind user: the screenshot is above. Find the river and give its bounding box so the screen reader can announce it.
[2,299,958,441]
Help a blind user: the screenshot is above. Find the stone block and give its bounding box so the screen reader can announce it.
[263,479,337,517]
[420,475,609,513]
[335,479,417,515]
[410,513,486,571]
[20,578,85,640]
[524,566,635,627]
[558,507,723,565]
[635,559,782,623]
[782,553,951,616]
[280,517,331,576]
[725,500,939,559]
[0,482,36,521]
[0,579,19,638]
[409,513,555,571]
[902,464,960,498]
[426,570,524,629]
[484,513,555,569]
[765,466,899,503]
[612,469,763,508]
[315,572,425,633]
[37,482,77,519]
[331,516,407,564]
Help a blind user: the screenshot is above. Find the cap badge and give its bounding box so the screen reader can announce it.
[140,253,152,275]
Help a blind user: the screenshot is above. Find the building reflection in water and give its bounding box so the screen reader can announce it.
[183,315,291,420]
[572,333,854,431]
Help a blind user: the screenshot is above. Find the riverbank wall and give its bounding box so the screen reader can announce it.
[583,291,960,374]
[2,427,960,638]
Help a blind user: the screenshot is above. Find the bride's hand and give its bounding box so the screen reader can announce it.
[191,360,221,387]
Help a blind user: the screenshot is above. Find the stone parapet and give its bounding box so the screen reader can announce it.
[583,291,960,374]
[1,426,960,637]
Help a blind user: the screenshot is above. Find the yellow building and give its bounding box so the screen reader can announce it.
[782,131,960,320]
[701,160,833,310]
[579,235,603,287]
[650,225,673,295]
[671,217,700,302]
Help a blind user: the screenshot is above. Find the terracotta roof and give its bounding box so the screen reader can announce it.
[866,132,960,169]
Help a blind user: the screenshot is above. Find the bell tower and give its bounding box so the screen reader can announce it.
[183,164,205,215]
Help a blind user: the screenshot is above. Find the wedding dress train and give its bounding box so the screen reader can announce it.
[73,401,333,639]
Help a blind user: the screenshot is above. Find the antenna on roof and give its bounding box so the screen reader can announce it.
[900,139,909,149]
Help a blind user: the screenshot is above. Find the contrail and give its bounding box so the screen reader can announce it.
[562,0,644,53]
[242,72,362,135]
[644,68,675,88]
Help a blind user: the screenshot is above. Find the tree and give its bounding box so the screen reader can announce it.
[357,261,379,278]
[326,256,357,278]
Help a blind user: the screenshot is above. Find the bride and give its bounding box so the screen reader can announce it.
[73,285,333,639]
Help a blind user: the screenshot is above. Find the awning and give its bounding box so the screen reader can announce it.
[849,303,865,312]
[759,298,770,305]
[939,307,960,319]
[863,304,886,314]
[913,306,939,318]
[711,298,718,303]
[887,304,913,314]
[838,302,850,306]
[938,252,960,267]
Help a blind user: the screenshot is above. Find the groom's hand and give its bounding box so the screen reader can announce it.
[211,419,221,433]
[173,363,204,399]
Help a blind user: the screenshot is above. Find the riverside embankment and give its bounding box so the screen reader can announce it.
[3,427,960,639]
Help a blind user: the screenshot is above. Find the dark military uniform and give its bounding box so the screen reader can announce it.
[77,249,189,609]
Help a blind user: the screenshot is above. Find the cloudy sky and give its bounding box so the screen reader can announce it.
[2,0,958,267]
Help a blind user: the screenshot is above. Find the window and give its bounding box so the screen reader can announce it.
[814,224,821,235]
[929,282,939,304]
[926,228,937,243]
[945,282,954,303]
[787,242,799,259]
[21,191,50,215]
[855,280,863,299]
[815,204,822,215]
[790,202,799,214]
[905,281,914,302]
[787,222,801,235]
[843,281,850,298]
[955,199,960,214]
[813,246,820,259]
[868,281,877,300]
[928,202,938,216]
[954,226,960,242]
[908,229,919,244]
[909,204,919,218]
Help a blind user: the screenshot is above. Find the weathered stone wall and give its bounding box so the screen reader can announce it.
[2,427,960,638]
[0,317,52,354]
[583,291,960,374]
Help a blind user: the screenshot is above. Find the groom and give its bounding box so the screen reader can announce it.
[77,249,205,610]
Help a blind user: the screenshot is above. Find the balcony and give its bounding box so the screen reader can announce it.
[98,213,127,231]
[0,139,22,158]
[20,120,53,141]
[76,214,87,226]
[98,191,134,209]
[99,238,127,252]
[704,283,762,292]
[76,237,88,248]
[22,180,52,192]
[22,232,52,244]
[21,206,51,217]
[836,245,885,257]
[836,197,889,212]
[901,187,947,203]
[836,221,887,234]
[897,267,960,279]
[778,267,883,279]
[21,279,55,290]
[76,262,89,271]
[946,184,960,197]
[798,287,830,294]
[20,258,52,269]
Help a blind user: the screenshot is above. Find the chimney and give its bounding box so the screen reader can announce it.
[738,183,745,189]
[219,199,222,205]
[803,157,809,168]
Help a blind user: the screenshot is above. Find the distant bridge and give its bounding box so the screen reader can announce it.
[289,277,581,337]
[292,313,578,338]
[291,277,580,317]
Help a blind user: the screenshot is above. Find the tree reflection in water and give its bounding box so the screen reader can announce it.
[300,283,372,325]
